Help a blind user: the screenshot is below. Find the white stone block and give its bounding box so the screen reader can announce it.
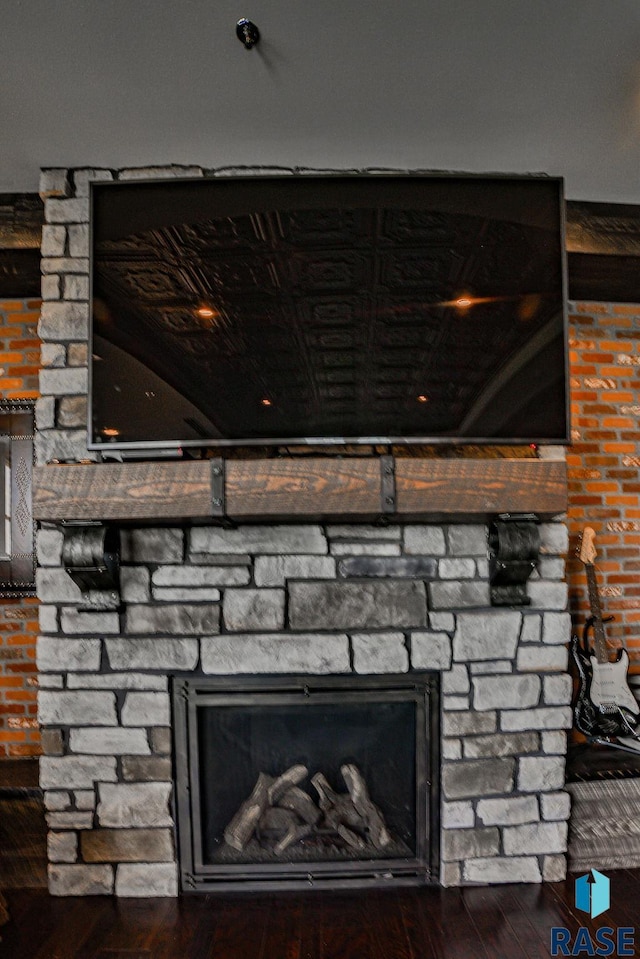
[442,800,475,828]
[47,811,94,829]
[542,612,572,644]
[501,706,572,732]
[527,581,568,610]
[37,637,101,672]
[39,605,59,634]
[67,673,167,691]
[428,612,455,632]
[37,527,65,566]
[543,674,573,705]
[518,756,566,792]
[44,791,71,811]
[351,632,409,673]
[41,224,67,256]
[453,611,521,662]
[152,565,249,587]
[191,524,327,555]
[152,587,221,602]
[542,855,567,882]
[115,862,178,897]
[223,589,285,631]
[473,674,540,711]
[119,165,203,180]
[45,197,90,224]
[443,664,470,694]
[541,791,571,821]
[404,525,446,555]
[121,692,171,726]
[97,782,173,828]
[60,609,119,635]
[48,831,78,863]
[106,638,199,671]
[539,523,569,556]
[38,302,89,341]
[520,614,541,644]
[39,690,117,726]
[69,727,150,755]
[517,646,568,673]
[40,367,88,396]
[73,169,114,196]
[330,542,401,556]
[503,821,568,856]
[410,631,452,670]
[327,525,401,540]
[68,223,90,254]
[201,633,350,675]
[447,525,487,555]
[439,558,476,579]
[463,856,541,884]
[64,274,89,300]
[40,756,117,789]
[476,796,539,826]
[40,169,71,198]
[41,274,61,300]
[541,731,567,755]
[120,567,151,603]
[49,864,114,896]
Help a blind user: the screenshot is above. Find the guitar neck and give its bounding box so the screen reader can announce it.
[585,563,609,663]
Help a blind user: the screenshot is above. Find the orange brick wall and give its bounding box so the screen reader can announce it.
[567,302,640,670]
[0,298,41,758]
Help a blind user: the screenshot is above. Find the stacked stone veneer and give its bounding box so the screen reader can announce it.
[37,519,572,895]
[35,166,573,896]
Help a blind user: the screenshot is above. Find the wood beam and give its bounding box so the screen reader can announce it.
[33,458,567,523]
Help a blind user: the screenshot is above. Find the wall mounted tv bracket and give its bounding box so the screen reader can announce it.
[488,514,541,606]
[61,521,120,610]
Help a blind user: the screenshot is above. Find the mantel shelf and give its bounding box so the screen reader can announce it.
[33,457,567,524]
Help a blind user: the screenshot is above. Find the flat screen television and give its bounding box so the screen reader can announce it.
[89,173,569,451]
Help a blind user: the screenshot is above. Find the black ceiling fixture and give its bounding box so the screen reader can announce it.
[236,18,260,49]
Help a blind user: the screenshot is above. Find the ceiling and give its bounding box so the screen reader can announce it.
[2,1,640,202]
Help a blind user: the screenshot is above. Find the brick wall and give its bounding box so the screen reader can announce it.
[567,302,640,669]
[0,298,41,758]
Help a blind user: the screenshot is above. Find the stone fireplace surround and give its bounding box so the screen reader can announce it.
[34,166,572,896]
[36,518,572,896]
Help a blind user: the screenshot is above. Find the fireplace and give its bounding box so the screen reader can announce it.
[33,165,572,897]
[173,674,439,891]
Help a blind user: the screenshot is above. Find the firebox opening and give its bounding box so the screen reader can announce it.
[173,674,440,892]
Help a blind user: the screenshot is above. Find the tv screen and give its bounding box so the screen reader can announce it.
[89,174,568,450]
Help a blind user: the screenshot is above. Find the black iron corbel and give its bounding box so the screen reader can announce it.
[61,522,120,608]
[488,514,540,606]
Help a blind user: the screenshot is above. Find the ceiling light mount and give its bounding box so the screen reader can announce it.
[236,18,260,50]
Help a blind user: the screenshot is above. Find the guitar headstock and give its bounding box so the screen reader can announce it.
[578,526,597,566]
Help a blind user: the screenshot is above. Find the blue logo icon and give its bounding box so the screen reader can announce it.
[575,869,610,919]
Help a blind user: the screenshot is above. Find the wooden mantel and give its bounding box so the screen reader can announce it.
[33,457,567,523]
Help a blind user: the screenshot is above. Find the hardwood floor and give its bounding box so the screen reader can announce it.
[2,871,640,958]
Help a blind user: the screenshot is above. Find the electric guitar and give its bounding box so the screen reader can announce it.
[571,526,639,737]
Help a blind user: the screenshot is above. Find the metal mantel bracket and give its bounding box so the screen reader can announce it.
[61,521,120,610]
[488,513,541,607]
[380,454,396,515]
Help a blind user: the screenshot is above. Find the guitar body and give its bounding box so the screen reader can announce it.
[588,648,640,717]
[571,527,640,739]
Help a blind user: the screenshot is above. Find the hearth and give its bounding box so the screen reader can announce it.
[173,675,439,891]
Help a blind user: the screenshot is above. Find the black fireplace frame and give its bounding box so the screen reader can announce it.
[172,673,440,892]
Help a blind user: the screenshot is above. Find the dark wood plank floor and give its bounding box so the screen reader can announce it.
[3,871,640,959]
